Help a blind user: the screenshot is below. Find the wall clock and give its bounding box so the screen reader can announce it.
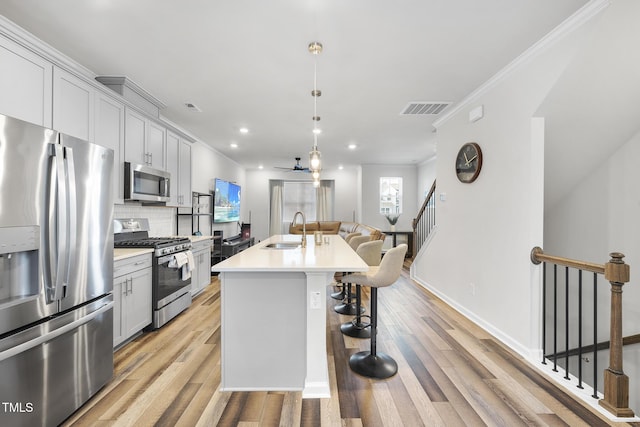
[455,142,483,183]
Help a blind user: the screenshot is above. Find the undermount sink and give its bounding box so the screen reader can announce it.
[263,242,301,250]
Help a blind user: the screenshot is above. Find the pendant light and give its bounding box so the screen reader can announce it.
[308,41,323,185]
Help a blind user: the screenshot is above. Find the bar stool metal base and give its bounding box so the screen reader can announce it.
[334,303,365,315]
[340,320,371,338]
[349,351,398,379]
[331,289,345,300]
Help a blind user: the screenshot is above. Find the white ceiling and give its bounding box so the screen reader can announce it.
[0,0,588,171]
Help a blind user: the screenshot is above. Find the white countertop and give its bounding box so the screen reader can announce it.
[213,234,368,273]
[181,235,213,243]
[113,247,154,261]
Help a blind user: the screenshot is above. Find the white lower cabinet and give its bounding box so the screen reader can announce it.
[191,239,212,296]
[113,253,152,348]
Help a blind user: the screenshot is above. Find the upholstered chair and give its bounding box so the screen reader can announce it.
[334,235,371,315]
[331,232,363,300]
[341,239,383,338]
[341,244,407,379]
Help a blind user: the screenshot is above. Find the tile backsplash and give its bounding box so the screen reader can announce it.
[114,204,175,236]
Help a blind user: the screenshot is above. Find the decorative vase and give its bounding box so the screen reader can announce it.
[390,225,396,232]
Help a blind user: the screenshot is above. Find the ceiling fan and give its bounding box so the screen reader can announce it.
[274,157,311,173]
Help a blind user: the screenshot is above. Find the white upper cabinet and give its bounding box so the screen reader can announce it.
[179,139,192,207]
[147,120,166,170]
[166,131,180,206]
[53,66,94,141]
[95,93,125,204]
[0,35,52,127]
[124,107,166,169]
[124,108,146,166]
[166,131,192,207]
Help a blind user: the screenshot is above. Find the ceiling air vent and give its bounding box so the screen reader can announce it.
[185,102,202,112]
[400,102,451,116]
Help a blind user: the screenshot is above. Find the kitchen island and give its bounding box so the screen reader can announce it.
[213,234,368,398]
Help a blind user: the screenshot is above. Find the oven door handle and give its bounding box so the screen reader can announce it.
[158,253,178,265]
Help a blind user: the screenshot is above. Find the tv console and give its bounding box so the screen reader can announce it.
[221,234,254,258]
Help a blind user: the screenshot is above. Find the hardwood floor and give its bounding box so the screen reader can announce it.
[64,270,638,426]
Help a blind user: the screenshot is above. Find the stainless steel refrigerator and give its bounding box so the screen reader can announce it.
[0,113,114,426]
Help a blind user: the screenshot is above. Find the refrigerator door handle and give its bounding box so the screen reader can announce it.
[63,146,77,296]
[0,301,113,363]
[47,144,69,303]
[43,145,57,299]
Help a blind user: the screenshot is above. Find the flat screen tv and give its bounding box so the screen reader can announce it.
[213,178,241,223]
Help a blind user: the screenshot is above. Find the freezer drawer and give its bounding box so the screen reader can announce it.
[0,296,113,427]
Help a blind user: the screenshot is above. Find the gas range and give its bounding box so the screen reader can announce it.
[113,219,191,257]
[114,236,191,257]
[113,218,193,329]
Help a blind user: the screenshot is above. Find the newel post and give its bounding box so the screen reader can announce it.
[599,252,635,417]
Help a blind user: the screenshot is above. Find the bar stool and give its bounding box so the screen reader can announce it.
[334,235,371,315]
[331,232,362,300]
[342,244,407,379]
[340,239,383,338]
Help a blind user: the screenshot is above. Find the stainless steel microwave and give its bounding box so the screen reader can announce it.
[124,162,170,203]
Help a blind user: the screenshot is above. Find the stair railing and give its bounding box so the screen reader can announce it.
[411,180,436,257]
[530,247,634,417]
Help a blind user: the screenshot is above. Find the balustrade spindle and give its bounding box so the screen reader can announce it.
[542,263,547,365]
[564,266,570,380]
[577,270,583,389]
[531,247,634,417]
[592,272,598,399]
[553,264,558,372]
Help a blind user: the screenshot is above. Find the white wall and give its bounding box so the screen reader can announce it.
[244,167,360,242]
[417,156,437,201]
[361,164,418,232]
[412,11,596,357]
[191,141,246,239]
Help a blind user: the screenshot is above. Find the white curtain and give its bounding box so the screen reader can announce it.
[316,180,334,221]
[269,180,284,236]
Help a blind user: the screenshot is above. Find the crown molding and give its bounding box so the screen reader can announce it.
[0,15,96,81]
[433,0,611,129]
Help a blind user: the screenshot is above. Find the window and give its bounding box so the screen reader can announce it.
[380,177,402,215]
[283,181,317,222]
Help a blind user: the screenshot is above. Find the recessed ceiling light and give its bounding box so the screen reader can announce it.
[230,142,238,148]
[239,127,249,134]
[312,128,322,135]
[348,144,357,150]
[258,165,264,170]
[338,165,344,170]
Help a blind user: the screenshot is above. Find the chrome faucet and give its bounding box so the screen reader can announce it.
[292,211,306,248]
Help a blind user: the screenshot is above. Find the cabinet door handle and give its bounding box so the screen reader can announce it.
[128,277,133,295]
[134,261,145,266]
